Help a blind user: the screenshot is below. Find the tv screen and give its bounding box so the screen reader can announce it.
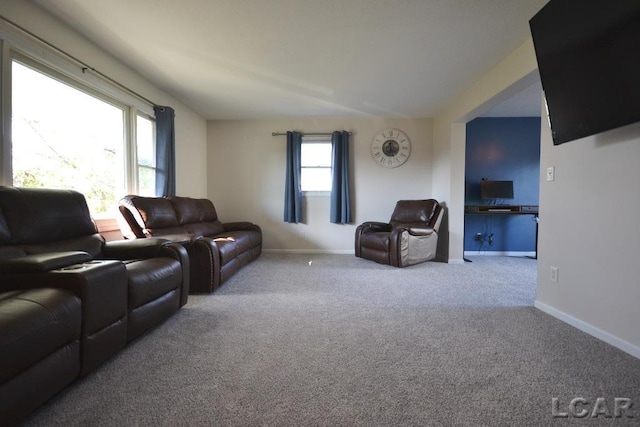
[529,0,640,145]
[481,180,514,200]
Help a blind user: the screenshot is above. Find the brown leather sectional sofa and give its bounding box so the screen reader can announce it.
[0,186,190,425]
[119,195,262,293]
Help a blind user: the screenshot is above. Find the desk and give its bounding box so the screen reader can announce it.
[464,205,539,215]
[464,205,539,259]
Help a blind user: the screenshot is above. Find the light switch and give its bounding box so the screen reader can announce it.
[546,166,555,182]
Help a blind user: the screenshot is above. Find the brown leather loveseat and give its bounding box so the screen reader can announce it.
[119,195,261,293]
[0,186,190,377]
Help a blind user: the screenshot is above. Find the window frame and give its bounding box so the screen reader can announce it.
[0,28,156,217]
[134,112,157,197]
[300,135,332,196]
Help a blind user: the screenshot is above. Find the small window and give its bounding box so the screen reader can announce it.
[301,137,332,192]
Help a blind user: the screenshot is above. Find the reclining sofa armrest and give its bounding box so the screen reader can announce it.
[102,238,190,307]
[101,237,171,259]
[0,251,92,274]
[222,221,261,233]
[354,222,392,258]
[359,221,392,232]
[189,238,221,294]
[152,233,197,247]
[157,242,190,306]
[405,227,436,237]
[389,226,435,245]
[389,227,438,267]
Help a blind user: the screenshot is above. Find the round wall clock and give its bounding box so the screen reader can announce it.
[371,128,411,168]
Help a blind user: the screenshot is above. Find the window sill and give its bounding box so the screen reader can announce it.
[302,191,330,197]
[95,217,120,232]
[94,217,124,241]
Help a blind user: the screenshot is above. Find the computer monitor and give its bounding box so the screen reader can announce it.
[480,180,514,200]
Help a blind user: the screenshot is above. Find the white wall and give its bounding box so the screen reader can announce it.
[0,1,208,197]
[535,117,640,357]
[207,117,434,253]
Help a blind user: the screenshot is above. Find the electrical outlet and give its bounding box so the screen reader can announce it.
[546,166,555,182]
[550,266,559,283]
[475,233,483,241]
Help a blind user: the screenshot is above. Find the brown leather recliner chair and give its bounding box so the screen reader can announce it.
[355,199,444,267]
[0,186,190,377]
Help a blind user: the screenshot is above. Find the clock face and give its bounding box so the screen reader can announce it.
[371,128,411,168]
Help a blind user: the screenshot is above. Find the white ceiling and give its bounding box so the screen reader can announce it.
[33,0,547,120]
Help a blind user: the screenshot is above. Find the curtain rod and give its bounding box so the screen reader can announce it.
[0,14,158,108]
[272,131,352,136]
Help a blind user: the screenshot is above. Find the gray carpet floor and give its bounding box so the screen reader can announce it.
[23,254,640,426]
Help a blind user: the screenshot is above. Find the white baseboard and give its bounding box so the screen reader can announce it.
[263,249,354,255]
[464,250,536,257]
[535,300,640,360]
[265,249,460,262]
[262,250,531,263]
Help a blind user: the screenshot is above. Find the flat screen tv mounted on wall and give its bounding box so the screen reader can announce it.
[480,180,514,200]
[529,0,640,145]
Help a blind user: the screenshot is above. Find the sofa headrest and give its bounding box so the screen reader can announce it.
[194,199,218,222]
[390,199,439,227]
[122,196,179,230]
[0,209,10,244]
[0,186,98,245]
[168,196,200,225]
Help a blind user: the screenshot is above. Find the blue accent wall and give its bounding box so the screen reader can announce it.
[465,117,541,253]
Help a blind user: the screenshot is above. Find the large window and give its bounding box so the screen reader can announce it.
[10,58,155,216]
[300,136,332,192]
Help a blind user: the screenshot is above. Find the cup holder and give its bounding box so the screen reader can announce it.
[61,265,87,271]
[61,260,104,270]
